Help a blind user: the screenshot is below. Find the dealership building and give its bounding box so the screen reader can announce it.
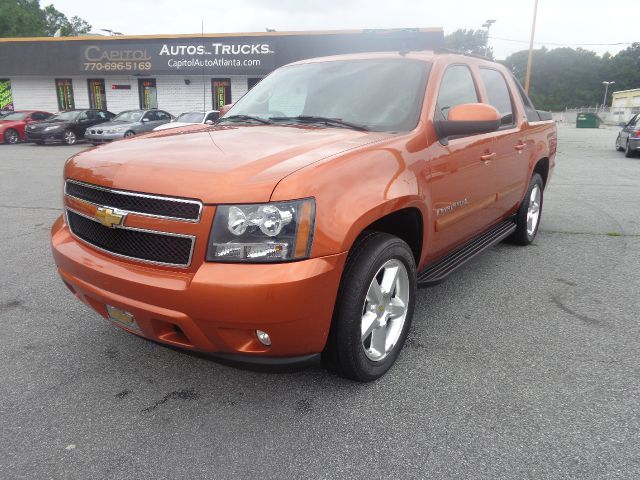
[0,28,443,115]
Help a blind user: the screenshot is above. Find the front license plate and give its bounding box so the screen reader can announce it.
[106,305,139,330]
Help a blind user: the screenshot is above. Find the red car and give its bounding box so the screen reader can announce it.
[0,110,53,144]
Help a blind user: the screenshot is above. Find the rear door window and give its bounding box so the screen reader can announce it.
[479,68,515,127]
[436,65,478,120]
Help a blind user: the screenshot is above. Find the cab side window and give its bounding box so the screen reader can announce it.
[479,68,515,127]
[156,111,171,121]
[436,65,478,120]
[513,77,541,122]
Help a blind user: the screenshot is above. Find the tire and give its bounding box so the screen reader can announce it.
[615,135,625,152]
[508,173,544,245]
[63,130,77,145]
[124,130,136,138]
[322,231,416,381]
[3,128,19,144]
[35,141,45,145]
[624,139,635,158]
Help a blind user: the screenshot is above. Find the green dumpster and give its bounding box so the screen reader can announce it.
[576,112,601,128]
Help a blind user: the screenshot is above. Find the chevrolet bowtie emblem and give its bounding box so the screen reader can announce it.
[94,207,126,228]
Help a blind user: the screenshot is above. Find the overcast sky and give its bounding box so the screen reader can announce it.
[46,0,636,60]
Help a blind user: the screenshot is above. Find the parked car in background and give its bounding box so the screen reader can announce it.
[615,113,640,157]
[0,110,52,144]
[153,110,219,132]
[0,110,13,119]
[26,109,114,145]
[85,109,173,145]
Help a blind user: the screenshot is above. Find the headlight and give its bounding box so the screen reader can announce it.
[206,199,315,262]
[44,125,61,131]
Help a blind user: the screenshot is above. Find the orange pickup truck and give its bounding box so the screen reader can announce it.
[51,51,556,381]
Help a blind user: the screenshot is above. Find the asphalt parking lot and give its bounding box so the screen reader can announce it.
[1,126,639,479]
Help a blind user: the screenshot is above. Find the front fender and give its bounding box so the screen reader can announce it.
[270,141,429,259]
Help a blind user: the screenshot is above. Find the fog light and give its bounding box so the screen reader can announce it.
[256,330,271,346]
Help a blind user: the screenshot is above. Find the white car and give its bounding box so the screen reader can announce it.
[153,110,219,131]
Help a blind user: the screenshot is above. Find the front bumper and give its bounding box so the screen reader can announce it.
[51,215,346,360]
[85,131,125,144]
[26,130,65,142]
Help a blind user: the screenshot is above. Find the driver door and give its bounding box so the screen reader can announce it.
[428,64,500,259]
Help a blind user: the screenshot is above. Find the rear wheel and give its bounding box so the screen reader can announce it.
[3,129,19,144]
[322,232,416,381]
[63,130,77,145]
[508,173,544,245]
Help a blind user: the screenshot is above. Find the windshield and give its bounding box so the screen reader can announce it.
[223,59,430,132]
[49,111,80,121]
[113,111,143,122]
[176,112,205,123]
[2,112,27,121]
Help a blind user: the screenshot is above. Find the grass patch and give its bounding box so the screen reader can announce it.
[606,232,623,237]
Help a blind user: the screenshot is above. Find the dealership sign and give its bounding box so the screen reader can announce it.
[80,41,275,74]
[0,29,444,77]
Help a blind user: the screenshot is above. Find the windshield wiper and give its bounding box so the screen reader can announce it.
[269,116,370,131]
[219,114,272,125]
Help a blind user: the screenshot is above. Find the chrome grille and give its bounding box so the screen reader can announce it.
[65,180,202,222]
[66,210,194,267]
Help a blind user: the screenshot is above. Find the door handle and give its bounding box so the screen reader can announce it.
[515,142,526,151]
[480,152,496,161]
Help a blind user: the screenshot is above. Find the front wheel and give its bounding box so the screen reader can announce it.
[63,130,77,145]
[124,130,136,138]
[4,129,19,144]
[508,173,544,245]
[322,232,416,381]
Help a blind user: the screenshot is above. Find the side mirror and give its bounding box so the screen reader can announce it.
[435,103,500,141]
[142,117,150,123]
[219,103,233,116]
[205,120,214,125]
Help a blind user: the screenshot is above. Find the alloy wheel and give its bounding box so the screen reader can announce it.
[526,183,541,237]
[64,131,76,145]
[5,130,19,144]
[360,259,410,362]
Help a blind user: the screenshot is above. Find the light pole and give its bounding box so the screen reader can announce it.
[524,0,539,94]
[602,81,615,110]
[482,19,496,57]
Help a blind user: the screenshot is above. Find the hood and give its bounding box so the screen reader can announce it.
[28,120,69,130]
[65,124,391,203]
[95,120,137,129]
[154,121,196,131]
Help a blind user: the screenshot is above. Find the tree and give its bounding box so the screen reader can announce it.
[0,0,91,37]
[445,29,493,59]
[0,0,45,37]
[42,4,91,36]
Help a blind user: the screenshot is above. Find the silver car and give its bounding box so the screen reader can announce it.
[153,110,220,132]
[85,109,172,145]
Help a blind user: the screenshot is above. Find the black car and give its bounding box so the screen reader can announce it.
[25,109,115,145]
[615,113,640,158]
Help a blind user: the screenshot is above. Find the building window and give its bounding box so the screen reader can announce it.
[212,78,231,110]
[247,78,262,90]
[55,79,74,110]
[0,79,14,111]
[87,79,107,110]
[138,78,158,109]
